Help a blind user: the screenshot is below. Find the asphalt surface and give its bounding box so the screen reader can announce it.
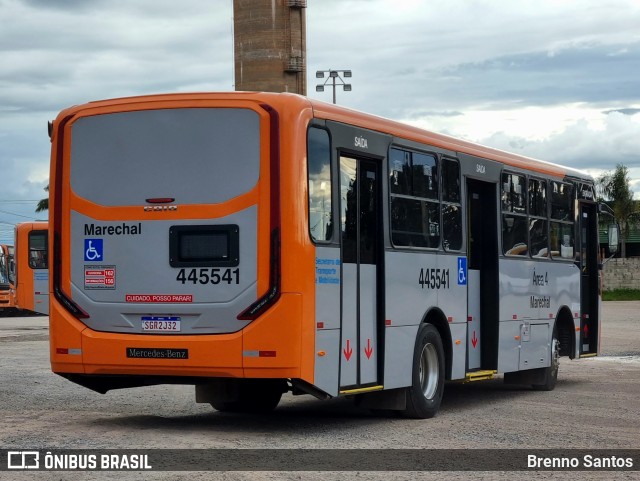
[0,302,639,480]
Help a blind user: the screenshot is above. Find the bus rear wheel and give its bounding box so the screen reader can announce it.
[532,328,560,391]
[211,379,286,413]
[402,323,445,419]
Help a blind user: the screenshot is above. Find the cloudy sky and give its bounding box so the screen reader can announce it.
[1,0,639,243]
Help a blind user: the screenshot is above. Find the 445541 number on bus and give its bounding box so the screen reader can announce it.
[418,268,450,290]
[176,268,239,285]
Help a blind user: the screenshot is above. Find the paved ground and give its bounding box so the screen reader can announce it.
[0,302,638,480]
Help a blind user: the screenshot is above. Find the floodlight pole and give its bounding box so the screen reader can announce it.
[331,74,337,104]
[315,69,352,104]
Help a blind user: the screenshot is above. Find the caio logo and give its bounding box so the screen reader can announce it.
[143,205,178,212]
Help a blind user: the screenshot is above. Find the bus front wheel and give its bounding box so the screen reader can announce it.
[402,323,445,419]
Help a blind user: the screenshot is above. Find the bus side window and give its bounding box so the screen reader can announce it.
[8,249,15,284]
[441,158,462,251]
[412,151,438,199]
[503,215,528,256]
[529,218,548,257]
[502,173,528,256]
[529,178,548,257]
[550,181,574,259]
[28,231,48,269]
[502,173,526,214]
[389,148,440,248]
[0,254,7,284]
[307,127,332,242]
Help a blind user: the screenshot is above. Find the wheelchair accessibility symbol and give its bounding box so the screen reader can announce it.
[457,257,467,285]
[84,239,103,261]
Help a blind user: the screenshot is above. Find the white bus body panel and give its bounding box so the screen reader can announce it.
[33,269,49,315]
[313,247,342,396]
[385,251,468,383]
[358,264,378,385]
[498,258,580,373]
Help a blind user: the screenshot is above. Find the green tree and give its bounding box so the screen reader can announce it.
[35,184,48,213]
[597,164,639,258]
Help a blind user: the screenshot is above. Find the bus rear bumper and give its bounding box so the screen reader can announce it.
[50,293,304,386]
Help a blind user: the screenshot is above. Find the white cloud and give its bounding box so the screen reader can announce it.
[468,111,640,198]
[1,0,640,240]
[479,112,640,167]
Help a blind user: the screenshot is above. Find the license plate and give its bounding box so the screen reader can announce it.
[141,316,181,332]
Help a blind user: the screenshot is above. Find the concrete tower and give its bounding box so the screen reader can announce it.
[233,0,307,95]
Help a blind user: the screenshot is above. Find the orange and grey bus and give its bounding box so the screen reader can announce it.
[48,92,612,418]
[15,221,49,315]
[0,244,16,316]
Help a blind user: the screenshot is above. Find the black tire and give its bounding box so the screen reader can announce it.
[532,327,559,391]
[211,379,285,413]
[402,323,445,419]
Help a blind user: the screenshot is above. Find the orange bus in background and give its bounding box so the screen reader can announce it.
[0,244,16,316]
[48,92,607,418]
[15,222,49,315]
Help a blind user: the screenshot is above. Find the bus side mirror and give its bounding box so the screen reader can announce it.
[608,224,619,255]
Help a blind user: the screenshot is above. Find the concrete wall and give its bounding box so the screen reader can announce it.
[602,258,640,291]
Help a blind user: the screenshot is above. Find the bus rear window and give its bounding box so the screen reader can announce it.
[70,108,260,207]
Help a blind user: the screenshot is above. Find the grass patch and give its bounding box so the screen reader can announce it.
[602,289,640,301]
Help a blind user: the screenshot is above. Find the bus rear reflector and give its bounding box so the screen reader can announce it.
[242,350,277,357]
[56,348,82,355]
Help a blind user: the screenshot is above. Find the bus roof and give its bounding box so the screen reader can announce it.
[306,96,591,182]
[55,91,592,182]
[15,221,48,231]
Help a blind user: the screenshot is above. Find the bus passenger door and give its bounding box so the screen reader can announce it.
[339,156,381,390]
[579,203,599,356]
[466,179,499,371]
